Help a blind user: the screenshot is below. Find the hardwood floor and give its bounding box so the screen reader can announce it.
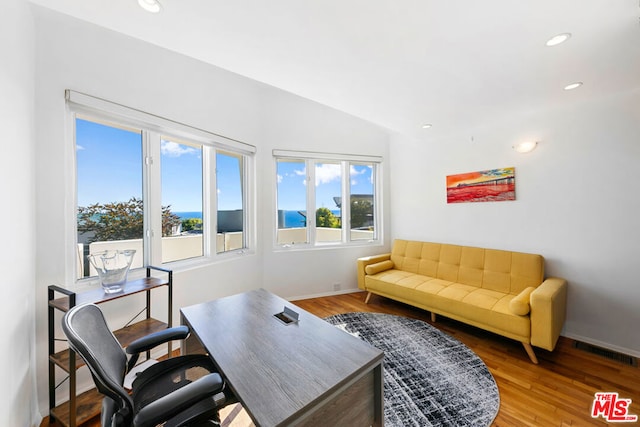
[45,291,639,427]
[294,292,640,426]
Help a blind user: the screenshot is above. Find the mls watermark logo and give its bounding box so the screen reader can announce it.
[591,392,638,422]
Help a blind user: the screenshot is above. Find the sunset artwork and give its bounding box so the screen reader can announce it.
[446,167,515,203]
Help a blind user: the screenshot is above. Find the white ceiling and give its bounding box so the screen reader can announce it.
[29,0,640,140]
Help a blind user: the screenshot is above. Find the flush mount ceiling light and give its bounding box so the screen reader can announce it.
[421,124,432,129]
[546,33,572,47]
[513,141,538,153]
[138,0,162,13]
[564,82,583,91]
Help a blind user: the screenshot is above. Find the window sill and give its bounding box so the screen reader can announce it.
[160,249,256,273]
[273,240,383,253]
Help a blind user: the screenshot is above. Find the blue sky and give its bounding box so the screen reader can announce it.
[76,119,143,207]
[76,119,241,212]
[276,161,374,211]
[77,118,373,213]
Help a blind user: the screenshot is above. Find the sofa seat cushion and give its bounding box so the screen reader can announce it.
[415,279,451,295]
[365,271,442,303]
[447,290,530,339]
[365,270,530,339]
[438,283,478,301]
[369,269,416,284]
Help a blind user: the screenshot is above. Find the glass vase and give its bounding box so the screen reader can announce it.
[87,249,136,294]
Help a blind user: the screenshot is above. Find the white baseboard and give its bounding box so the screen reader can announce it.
[287,287,363,302]
[562,332,640,358]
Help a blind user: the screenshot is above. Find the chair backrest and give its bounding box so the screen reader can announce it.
[62,303,134,424]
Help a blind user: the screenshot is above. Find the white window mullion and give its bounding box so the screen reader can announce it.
[202,146,212,257]
[208,148,218,256]
[242,154,253,251]
[307,159,316,245]
[341,161,350,243]
[371,163,380,242]
[145,131,163,266]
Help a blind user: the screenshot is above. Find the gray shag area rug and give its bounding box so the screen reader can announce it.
[324,312,500,427]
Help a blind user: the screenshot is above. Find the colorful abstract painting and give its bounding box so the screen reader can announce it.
[446,167,515,203]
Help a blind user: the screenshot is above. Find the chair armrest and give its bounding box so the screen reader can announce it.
[357,253,391,290]
[133,373,224,427]
[126,326,190,371]
[127,326,190,355]
[530,277,567,351]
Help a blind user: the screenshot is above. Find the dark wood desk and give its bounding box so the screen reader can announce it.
[180,289,384,427]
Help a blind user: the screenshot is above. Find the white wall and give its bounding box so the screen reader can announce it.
[0,0,37,425]
[389,88,640,356]
[32,3,640,422]
[32,6,390,419]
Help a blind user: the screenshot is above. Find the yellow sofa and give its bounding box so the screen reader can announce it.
[357,239,567,363]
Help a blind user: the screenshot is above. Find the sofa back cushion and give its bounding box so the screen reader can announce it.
[508,251,545,293]
[418,242,441,277]
[390,239,544,294]
[458,246,485,286]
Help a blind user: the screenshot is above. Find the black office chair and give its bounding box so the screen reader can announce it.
[62,303,233,427]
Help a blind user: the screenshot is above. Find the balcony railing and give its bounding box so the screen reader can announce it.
[78,227,374,277]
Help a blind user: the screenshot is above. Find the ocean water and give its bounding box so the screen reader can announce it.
[174,211,203,220]
[282,210,307,228]
[280,210,340,228]
[175,210,339,228]
[176,210,305,228]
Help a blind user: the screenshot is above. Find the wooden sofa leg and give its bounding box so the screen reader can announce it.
[523,343,539,364]
[364,292,372,304]
[431,312,436,322]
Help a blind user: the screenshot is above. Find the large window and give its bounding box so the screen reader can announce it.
[70,91,254,280]
[275,151,380,247]
[276,160,308,244]
[349,163,376,241]
[160,137,204,263]
[216,151,245,254]
[315,162,342,243]
[76,118,146,278]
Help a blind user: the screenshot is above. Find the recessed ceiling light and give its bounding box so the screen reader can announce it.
[564,82,583,91]
[546,33,572,47]
[421,124,432,129]
[138,0,162,13]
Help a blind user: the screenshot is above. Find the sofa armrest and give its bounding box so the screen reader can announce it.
[357,254,391,290]
[530,277,567,351]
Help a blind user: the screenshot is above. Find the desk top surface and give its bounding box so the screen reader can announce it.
[180,288,383,427]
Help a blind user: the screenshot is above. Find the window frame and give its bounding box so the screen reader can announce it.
[274,149,382,249]
[67,90,255,283]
